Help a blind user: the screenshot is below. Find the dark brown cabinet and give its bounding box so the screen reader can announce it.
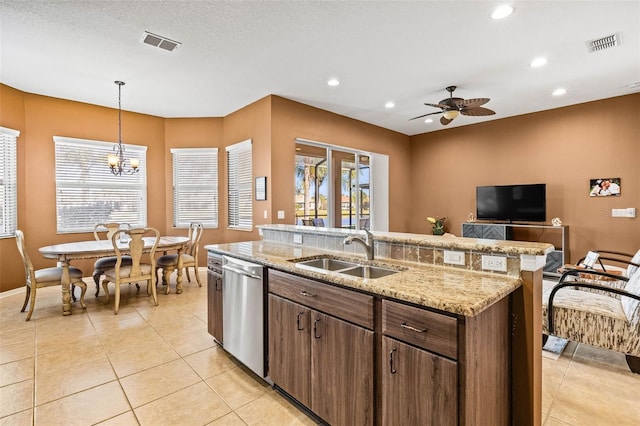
[268,270,374,426]
[206,256,223,344]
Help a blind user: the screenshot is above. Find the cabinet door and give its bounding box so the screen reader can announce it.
[311,311,374,426]
[268,294,311,407]
[382,336,458,426]
[207,273,223,343]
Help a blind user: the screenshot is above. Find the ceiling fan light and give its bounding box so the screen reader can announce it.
[443,110,459,120]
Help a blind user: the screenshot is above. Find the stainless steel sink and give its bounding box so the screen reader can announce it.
[337,265,399,279]
[292,256,404,279]
[296,258,359,271]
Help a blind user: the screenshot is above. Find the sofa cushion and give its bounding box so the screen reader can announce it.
[622,270,640,326]
[627,248,640,278]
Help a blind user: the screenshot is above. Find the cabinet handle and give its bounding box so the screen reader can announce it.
[389,347,397,374]
[296,311,305,331]
[313,318,321,339]
[215,278,222,291]
[400,322,427,333]
[300,290,317,298]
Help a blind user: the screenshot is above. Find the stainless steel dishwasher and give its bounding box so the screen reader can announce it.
[222,255,266,378]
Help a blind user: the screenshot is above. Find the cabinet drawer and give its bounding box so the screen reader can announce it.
[382,299,457,359]
[269,269,374,329]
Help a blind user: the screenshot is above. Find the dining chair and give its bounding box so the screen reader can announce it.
[101,227,160,314]
[155,222,203,293]
[91,222,132,297]
[15,230,87,321]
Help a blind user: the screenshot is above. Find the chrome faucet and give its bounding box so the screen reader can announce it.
[343,229,375,260]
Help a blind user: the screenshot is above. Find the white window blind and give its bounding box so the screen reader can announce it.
[54,136,147,233]
[171,147,218,228]
[0,127,19,238]
[226,139,253,230]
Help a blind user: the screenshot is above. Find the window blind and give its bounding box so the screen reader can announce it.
[226,139,253,230]
[171,147,218,228]
[54,136,147,233]
[0,127,19,238]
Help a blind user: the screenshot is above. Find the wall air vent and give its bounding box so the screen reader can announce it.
[586,33,620,53]
[141,31,181,52]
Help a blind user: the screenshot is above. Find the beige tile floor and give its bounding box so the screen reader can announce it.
[1,269,639,425]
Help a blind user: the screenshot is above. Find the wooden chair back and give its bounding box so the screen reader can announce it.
[186,222,204,258]
[15,230,35,284]
[94,222,130,241]
[110,227,160,280]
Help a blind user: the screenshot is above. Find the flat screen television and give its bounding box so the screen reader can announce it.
[476,184,546,222]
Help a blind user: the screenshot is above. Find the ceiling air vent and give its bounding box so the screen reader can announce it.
[586,33,620,53]
[141,31,181,52]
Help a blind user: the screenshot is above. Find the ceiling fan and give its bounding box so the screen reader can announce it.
[410,86,495,125]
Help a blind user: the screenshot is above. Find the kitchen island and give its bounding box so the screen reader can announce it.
[206,224,552,425]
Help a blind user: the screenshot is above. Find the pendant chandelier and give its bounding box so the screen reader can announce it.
[108,81,139,175]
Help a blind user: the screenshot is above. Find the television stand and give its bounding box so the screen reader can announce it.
[461,223,569,277]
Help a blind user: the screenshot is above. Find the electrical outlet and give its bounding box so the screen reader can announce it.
[263,210,268,219]
[443,250,465,266]
[277,210,285,219]
[482,255,507,272]
[293,234,303,244]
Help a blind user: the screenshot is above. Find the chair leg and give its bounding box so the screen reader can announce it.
[186,267,192,283]
[114,283,121,315]
[626,355,640,374]
[102,280,110,303]
[149,278,158,306]
[93,271,101,297]
[542,334,549,347]
[25,285,37,321]
[163,269,172,295]
[76,281,87,309]
[193,266,202,287]
[20,285,30,313]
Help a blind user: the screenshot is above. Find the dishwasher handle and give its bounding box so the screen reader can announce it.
[222,264,263,280]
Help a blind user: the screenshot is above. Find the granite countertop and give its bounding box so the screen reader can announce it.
[205,240,522,317]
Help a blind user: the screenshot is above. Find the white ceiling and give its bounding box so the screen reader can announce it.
[1,1,638,136]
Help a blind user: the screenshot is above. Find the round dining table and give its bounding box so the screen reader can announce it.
[39,236,190,316]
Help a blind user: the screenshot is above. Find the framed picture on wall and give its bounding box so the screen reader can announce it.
[589,178,621,197]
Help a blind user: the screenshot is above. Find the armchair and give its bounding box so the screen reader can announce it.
[543,268,640,373]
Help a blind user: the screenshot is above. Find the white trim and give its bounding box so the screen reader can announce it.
[53,135,147,152]
[171,147,218,154]
[0,126,20,137]
[225,138,252,152]
[0,287,25,299]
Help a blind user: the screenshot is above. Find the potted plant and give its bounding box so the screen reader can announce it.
[427,216,446,235]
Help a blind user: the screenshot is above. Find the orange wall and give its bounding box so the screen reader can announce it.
[270,96,413,231]
[409,94,640,262]
[163,117,225,262]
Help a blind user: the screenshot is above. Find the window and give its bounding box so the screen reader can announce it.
[0,127,19,238]
[54,136,147,233]
[226,139,252,230]
[171,148,218,228]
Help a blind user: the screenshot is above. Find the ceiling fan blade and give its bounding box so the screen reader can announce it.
[461,98,490,108]
[410,111,444,120]
[460,107,496,116]
[440,116,453,125]
[424,102,448,109]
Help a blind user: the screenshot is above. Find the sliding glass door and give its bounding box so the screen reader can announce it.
[295,140,378,230]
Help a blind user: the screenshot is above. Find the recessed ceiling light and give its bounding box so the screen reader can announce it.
[491,4,514,20]
[530,57,548,68]
[424,118,433,124]
[385,102,395,108]
[552,88,567,96]
[327,79,340,86]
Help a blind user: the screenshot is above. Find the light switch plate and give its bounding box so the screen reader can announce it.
[277,210,285,219]
[443,250,465,266]
[293,234,303,244]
